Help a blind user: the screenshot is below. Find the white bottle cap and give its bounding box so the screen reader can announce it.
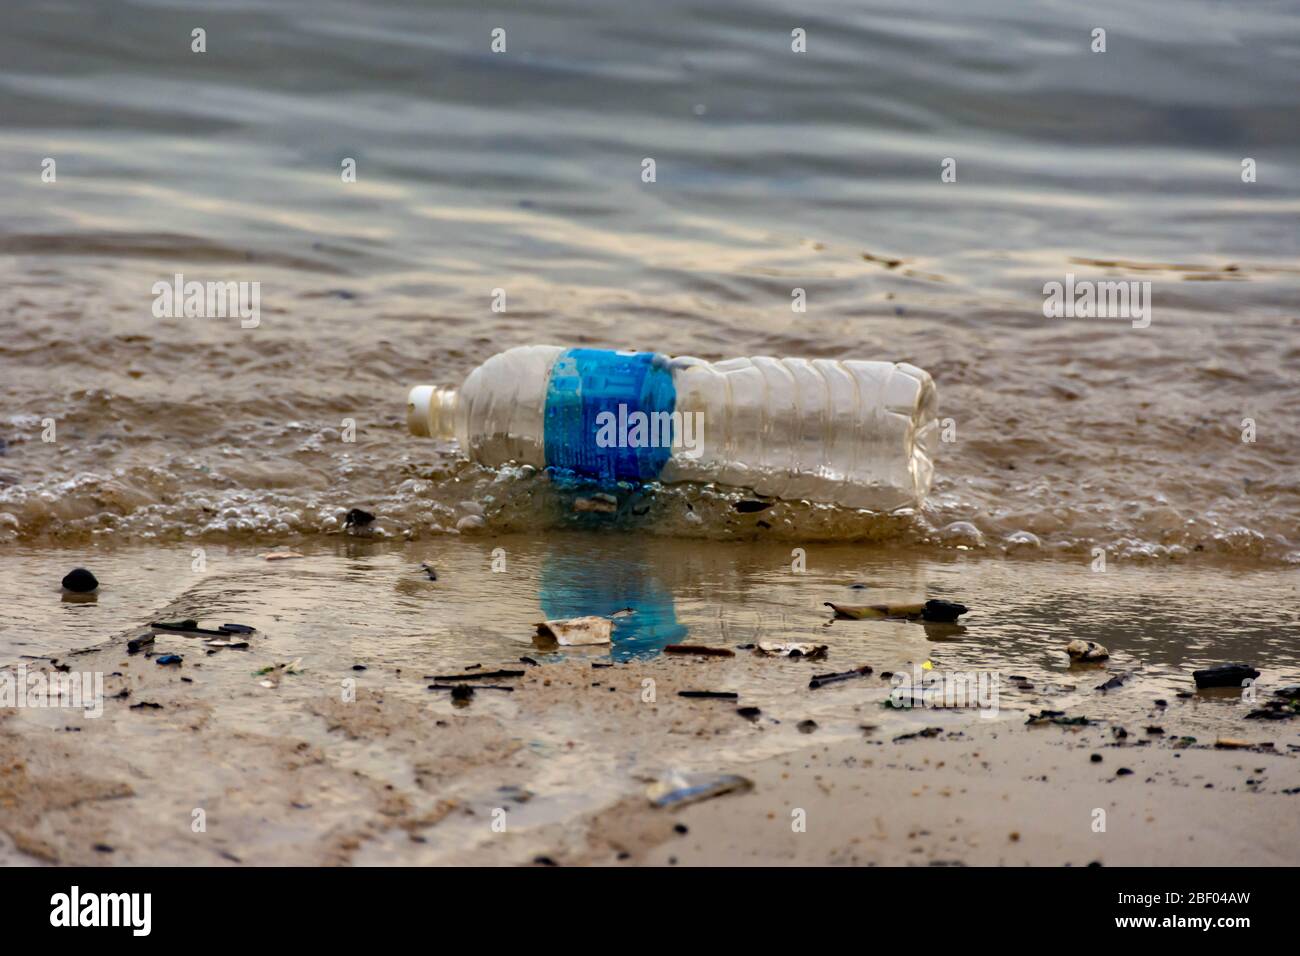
[407,385,435,437]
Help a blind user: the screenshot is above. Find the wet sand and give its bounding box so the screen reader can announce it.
[3,554,1296,866]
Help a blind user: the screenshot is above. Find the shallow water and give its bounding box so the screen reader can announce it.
[1,0,1297,565]
[5,539,1297,721]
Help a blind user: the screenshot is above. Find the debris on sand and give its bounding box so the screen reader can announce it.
[825,599,967,623]
[219,623,256,635]
[733,499,773,513]
[1214,737,1255,750]
[255,659,304,688]
[152,620,232,637]
[646,771,753,810]
[420,562,438,581]
[1193,664,1260,689]
[129,701,163,710]
[1096,673,1131,691]
[155,655,183,666]
[755,642,828,659]
[1245,698,1298,721]
[797,719,818,734]
[664,644,736,658]
[894,727,943,741]
[737,706,762,720]
[1066,640,1109,662]
[126,634,155,655]
[809,665,873,689]
[535,616,613,646]
[428,683,512,694]
[203,639,250,650]
[61,568,99,593]
[573,493,618,514]
[260,551,304,561]
[426,669,525,682]
[1026,710,1091,726]
[678,690,739,700]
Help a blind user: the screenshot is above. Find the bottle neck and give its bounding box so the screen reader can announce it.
[406,385,459,440]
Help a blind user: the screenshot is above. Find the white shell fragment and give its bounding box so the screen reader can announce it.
[755,641,828,659]
[1066,639,1109,661]
[535,616,613,646]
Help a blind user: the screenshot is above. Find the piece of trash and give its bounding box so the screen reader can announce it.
[420,562,438,581]
[61,568,99,593]
[344,508,375,528]
[894,727,944,741]
[451,685,474,702]
[646,771,753,810]
[535,616,612,646]
[809,665,873,689]
[1066,640,1110,662]
[260,551,304,561]
[1193,663,1260,689]
[428,683,513,694]
[156,654,183,666]
[1214,737,1253,749]
[920,600,968,623]
[204,639,250,650]
[1027,710,1091,726]
[733,499,773,513]
[130,701,162,710]
[607,607,635,619]
[519,656,539,666]
[152,620,227,637]
[664,644,735,658]
[755,641,828,659]
[126,634,155,654]
[426,669,525,681]
[1096,673,1130,691]
[1245,699,1298,720]
[219,623,256,635]
[737,706,762,720]
[825,600,967,623]
[255,659,304,688]
[573,493,618,514]
[677,690,738,700]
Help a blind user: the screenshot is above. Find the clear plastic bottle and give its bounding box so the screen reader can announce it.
[407,345,937,512]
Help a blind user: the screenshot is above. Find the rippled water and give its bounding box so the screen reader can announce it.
[1,0,1298,566]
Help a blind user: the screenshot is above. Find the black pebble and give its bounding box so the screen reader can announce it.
[61,568,98,593]
[344,508,375,528]
[352,665,367,671]
[1090,754,1102,763]
[1192,663,1260,689]
[733,499,773,513]
[673,823,688,835]
[1116,767,1133,776]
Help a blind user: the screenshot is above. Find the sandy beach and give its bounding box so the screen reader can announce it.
[3,544,1296,867]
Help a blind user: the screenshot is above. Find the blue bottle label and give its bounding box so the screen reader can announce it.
[543,348,676,483]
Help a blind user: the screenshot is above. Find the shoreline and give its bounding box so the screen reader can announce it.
[2,591,1297,866]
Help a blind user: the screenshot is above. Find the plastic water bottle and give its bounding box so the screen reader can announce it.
[406,346,937,511]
